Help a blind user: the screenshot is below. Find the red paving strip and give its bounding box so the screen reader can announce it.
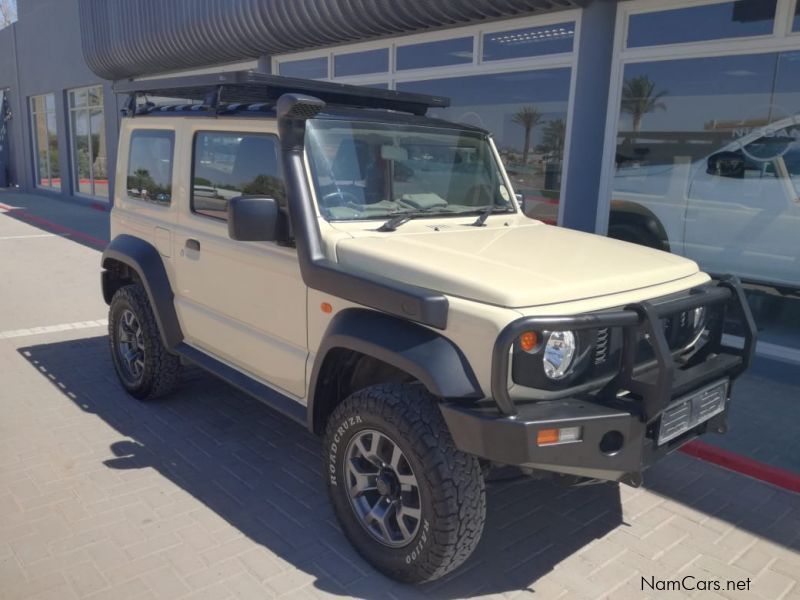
[681,440,800,493]
[9,210,108,250]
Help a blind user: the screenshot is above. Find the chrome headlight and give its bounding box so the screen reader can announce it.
[543,331,576,380]
[692,306,706,331]
[686,306,708,348]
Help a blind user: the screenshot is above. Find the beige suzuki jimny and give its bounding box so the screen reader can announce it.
[101,71,756,583]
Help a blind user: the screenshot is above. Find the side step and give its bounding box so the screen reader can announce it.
[175,343,307,427]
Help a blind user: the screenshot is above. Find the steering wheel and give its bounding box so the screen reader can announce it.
[321,190,362,208]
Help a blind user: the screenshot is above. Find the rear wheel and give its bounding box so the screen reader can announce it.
[108,284,181,400]
[324,383,486,583]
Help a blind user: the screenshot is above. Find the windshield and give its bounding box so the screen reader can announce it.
[305,119,515,221]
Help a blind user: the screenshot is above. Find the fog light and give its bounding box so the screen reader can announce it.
[536,426,582,446]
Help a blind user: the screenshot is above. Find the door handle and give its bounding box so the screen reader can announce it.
[185,238,200,252]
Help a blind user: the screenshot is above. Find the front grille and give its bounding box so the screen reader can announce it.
[594,328,610,365]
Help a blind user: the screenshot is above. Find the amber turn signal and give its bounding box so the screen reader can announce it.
[519,331,538,353]
[536,426,582,446]
[536,428,560,445]
[321,302,333,314]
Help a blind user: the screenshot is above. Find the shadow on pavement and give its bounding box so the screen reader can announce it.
[18,335,622,598]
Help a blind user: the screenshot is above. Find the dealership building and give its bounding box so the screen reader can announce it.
[1,0,798,466]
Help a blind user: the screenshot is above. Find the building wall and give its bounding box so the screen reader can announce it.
[2,0,118,202]
[0,23,22,188]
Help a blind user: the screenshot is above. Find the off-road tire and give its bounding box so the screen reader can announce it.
[324,383,486,583]
[108,283,181,400]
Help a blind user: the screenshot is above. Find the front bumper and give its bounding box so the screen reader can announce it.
[441,277,757,484]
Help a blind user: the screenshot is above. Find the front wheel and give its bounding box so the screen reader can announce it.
[108,283,181,400]
[323,384,486,583]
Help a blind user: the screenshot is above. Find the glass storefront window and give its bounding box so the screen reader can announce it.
[627,0,777,48]
[30,93,60,190]
[483,22,575,61]
[68,85,108,199]
[608,50,800,348]
[794,1,800,31]
[334,49,389,77]
[396,37,473,70]
[398,68,571,224]
[278,57,328,79]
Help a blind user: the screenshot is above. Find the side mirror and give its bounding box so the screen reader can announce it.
[228,196,280,242]
[707,151,745,179]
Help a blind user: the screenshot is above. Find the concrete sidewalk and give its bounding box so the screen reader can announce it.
[1,194,799,599]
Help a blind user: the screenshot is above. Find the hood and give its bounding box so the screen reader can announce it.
[334,223,700,308]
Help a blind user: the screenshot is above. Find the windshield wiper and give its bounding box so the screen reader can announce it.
[377,206,453,232]
[377,212,424,232]
[470,205,509,227]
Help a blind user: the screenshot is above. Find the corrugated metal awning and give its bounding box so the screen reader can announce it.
[78,0,584,81]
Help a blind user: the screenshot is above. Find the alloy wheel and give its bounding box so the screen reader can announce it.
[343,429,422,548]
[117,309,145,384]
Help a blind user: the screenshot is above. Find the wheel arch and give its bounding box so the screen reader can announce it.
[609,200,671,252]
[308,308,483,434]
[101,234,183,349]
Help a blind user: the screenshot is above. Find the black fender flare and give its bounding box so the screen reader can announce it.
[101,234,183,349]
[308,308,483,432]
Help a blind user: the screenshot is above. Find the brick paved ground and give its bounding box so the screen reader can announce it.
[1,196,799,599]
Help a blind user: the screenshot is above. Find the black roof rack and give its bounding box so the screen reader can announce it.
[113,70,450,117]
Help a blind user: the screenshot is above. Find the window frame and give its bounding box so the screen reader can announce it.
[624,0,780,49]
[67,84,107,200]
[271,11,582,226]
[189,130,284,222]
[595,0,800,236]
[126,128,176,207]
[792,0,800,33]
[29,93,59,191]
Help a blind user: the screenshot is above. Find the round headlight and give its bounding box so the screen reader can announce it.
[687,306,708,348]
[543,331,576,380]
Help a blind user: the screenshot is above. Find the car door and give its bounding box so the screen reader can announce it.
[115,125,178,265]
[172,121,308,398]
[684,125,800,287]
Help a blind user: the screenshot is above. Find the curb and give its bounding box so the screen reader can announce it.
[681,440,800,494]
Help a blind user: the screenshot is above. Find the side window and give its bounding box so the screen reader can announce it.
[127,130,174,206]
[191,132,286,221]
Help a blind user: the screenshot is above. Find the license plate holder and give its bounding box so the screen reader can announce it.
[658,379,729,445]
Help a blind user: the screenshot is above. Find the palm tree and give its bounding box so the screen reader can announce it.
[621,75,668,132]
[538,118,567,159]
[512,105,542,165]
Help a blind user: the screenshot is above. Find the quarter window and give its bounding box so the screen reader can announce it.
[127,130,174,206]
[191,132,285,221]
